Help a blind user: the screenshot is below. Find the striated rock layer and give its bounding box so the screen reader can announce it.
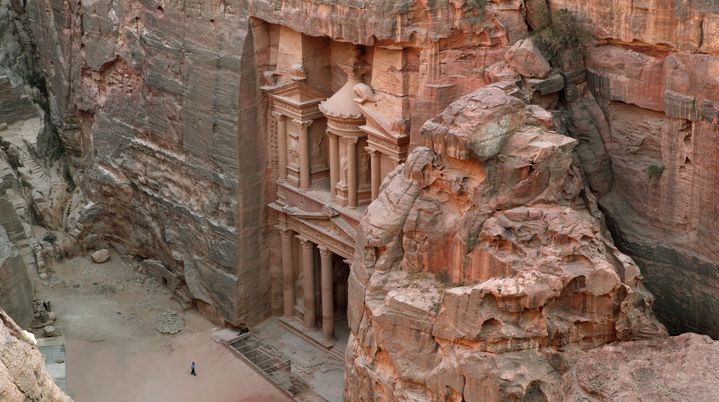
[19,0,268,325]
[0,309,71,401]
[345,85,666,401]
[556,0,719,337]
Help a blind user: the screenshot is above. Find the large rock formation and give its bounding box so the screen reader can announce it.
[18,0,268,325]
[0,309,71,401]
[553,0,719,337]
[345,84,666,401]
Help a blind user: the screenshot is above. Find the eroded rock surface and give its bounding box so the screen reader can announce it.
[0,310,71,401]
[561,333,719,401]
[345,85,666,401]
[20,0,267,326]
[559,0,719,337]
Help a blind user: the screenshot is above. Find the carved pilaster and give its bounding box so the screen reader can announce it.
[273,111,288,181]
[318,246,334,342]
[294,119,314,189]
[298,236,316,330]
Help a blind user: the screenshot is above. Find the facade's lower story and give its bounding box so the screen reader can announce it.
[274,205,357,357]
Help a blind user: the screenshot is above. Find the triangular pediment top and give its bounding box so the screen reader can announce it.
[357,102,409,141]
[268,81,328,105]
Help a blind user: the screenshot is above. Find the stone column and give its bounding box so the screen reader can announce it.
[319,246,334,342]
[280,228,294,317]
[347,137,358,208]
[294,119,313,189]
[367,147,380,200]
[328,132,339,200]
[299,236,316,330]
[273,111,288,181]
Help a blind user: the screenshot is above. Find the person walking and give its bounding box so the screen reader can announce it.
[190,361,197,376]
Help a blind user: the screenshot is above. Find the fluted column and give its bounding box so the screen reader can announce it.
[347,137,358,208]
[294,119,313,189]
[280,228,294,317]
[273,111,288,181]
[368,147,380,200]
[299,236,316,330]
[328,132,339,200]
[319,246,334,342]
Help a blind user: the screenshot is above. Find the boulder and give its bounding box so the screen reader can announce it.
[504,38,552,79]
[421,84,527,161]
[91,249,110,264]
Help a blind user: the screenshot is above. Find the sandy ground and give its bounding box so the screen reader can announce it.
[36,252,291,402]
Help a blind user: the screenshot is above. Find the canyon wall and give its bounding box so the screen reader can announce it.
[552,0,719,336]
[17,0,270,325]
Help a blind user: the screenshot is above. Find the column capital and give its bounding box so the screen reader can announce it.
[297,236,314,248]
[271,110,284,120]
[340,135,359,144]
[318,245,332,258]
[278,227,293,239]
[365,146,378,157]
[292,119,314,129]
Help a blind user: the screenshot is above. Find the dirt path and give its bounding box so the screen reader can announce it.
[37,252,290,402]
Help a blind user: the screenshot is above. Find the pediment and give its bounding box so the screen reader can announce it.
[268,81,327,106]
[356,100,409,142]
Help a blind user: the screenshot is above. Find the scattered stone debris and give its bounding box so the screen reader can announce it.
[91,249,110,263]
[95,283,116,295]
[154,310,185,335]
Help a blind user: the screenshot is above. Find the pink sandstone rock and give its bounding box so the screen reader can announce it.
[346,85,666,401]
[561,333,719,401]
[504,38,552,79]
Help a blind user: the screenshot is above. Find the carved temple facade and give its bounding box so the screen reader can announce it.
[249,12,484,354]
[250,21,419,353]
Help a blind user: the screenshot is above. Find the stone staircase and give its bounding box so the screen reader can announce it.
[3,133,49,181]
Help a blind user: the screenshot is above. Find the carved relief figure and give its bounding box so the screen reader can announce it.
[310,132,326,170]
[287,131,299,168]
[358,148,370,187]
[338,142,348,187]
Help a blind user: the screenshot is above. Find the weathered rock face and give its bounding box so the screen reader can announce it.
[561,333,719,401]
[0,226,32,328]
[0,309,71,401]
[18,0,268,325]
[345,85,666,401]
[556,0,719,337]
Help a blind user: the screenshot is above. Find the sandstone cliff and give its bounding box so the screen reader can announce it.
[553,0,719,337]
[0,309,71,401]
[345,84,667,401]
[17,0,268,325]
